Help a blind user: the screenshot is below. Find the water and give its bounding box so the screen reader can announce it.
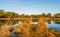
[31,21,60,31]
[11,32,21,37]
[32,21,38,25]
[11,22,38,37]
[32,21,60,31]
[14,21,60,31]
[48,21,60,28]
[11,23,22,37]
[48,21,60,31]
[11,21,60,37]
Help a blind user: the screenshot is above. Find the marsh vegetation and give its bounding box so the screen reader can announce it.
[0,10,60,37]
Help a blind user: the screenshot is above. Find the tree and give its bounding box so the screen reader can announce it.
[20,14,26,18]
[0,9,5,18]
[46,13,51,18]
[5,12,19,18]
[53,13,60,18]
[41,13,46,17]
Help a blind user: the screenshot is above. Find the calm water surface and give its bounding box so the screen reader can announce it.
[48,21,60,31]
[11,21,60,37]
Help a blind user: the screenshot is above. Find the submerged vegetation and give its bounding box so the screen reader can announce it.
[0,9,60,37]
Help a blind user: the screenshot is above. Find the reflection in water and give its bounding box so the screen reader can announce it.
[11,23,22,37]
[31,21,60,32]
[48,21,60,31]
[32,22,38,25]
[11,32,15,37]
[47,20,51,24]
[13,24,18,29]
[14,21,60,32]
[11,32,22,37]
[0,20,60,37]
[54,20,60,24]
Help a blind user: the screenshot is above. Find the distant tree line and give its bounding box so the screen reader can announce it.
[0,9,60,18]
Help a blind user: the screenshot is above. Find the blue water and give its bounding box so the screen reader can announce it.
[32,21,60,31]
[11,21,60,37]
[48,21,60,28]
[14,21,60,31]
[48,21,60,31]
[11,32,21,37]
[11,23,21,37]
